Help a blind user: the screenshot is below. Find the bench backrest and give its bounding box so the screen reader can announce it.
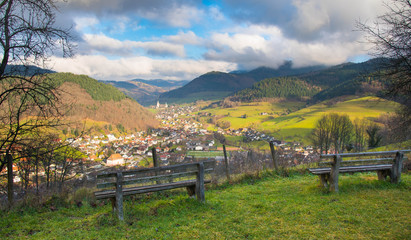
[318,150,410,167]
[96,160,215,190]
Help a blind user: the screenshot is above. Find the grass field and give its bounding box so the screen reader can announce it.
[1,172,410,239]
[200,96,400,144]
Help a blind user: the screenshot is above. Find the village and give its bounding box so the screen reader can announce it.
[69,103,316,171]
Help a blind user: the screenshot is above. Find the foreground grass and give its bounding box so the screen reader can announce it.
[1,173,410,239]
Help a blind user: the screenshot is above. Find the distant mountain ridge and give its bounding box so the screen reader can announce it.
[159,62,326,103]
[5,65,56,76]
[158,58,388,104]
[131,79,189,88]
[101,79,188,106]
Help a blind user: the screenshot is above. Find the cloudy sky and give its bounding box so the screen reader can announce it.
[50,0,388,81]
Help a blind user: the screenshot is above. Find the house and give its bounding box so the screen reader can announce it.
[106,153,124,166]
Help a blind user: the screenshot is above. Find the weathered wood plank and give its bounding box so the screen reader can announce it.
[115,172,124,221]
[97,168,214,189]
[391,151,404,184]
[97,160,215,179]
[329,155,341,192]
[318,158,394,166]
[309,164,393,175]
[269,141,278,171]
[196,162,205,202]
[223,145,230,181]
[95,180,212,199]
[320,150,410,158]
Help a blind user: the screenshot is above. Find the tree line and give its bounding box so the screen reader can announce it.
[311,113,387,154]
[232,77,320,102]
[48,73,127,102]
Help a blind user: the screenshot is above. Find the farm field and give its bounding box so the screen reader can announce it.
[200,96,400,144]
[1,172,409,239]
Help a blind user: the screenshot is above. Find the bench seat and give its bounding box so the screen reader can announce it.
[308,150,409,192]
[309,164,392,175]
[94,160,215,220]
[95,179,211,200]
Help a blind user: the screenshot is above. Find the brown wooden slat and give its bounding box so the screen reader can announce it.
[97,160,215,178]
[320,150,410,159]
[97,168,214,189]
[95,179,212,200]
[309,164,392,175]
[318,158,394,166]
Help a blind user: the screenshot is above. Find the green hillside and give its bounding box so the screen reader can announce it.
[259,96,399,143]
[1,172,410,239]
[198,96,400,144]
[232,76,321,101]
[298,58,385,88]
[48,72,127,101]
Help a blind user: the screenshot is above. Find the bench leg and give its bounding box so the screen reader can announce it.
[196,162,205,202]
[186,186,195,197]
[319,174,329,189]
[391,152,404,184]
[110,197,116,216]
[329,155,341,192]
[377,170,390,181]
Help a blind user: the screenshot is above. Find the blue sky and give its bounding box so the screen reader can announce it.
[50,0,388,81]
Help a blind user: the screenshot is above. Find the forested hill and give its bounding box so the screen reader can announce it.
[48,73,127,101]
[238,62,326,81]
[298,58,386,88]
[47,73,158,130]
[231,77,321,101]
[159,71,256,102]
[231,58,388,103]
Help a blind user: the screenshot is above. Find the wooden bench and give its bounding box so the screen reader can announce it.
[94,160,215,220]
[308,150,409,192]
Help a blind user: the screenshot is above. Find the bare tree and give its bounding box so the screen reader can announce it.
[0,0,73,206]
[353,118,369,152]
[357,0,411,142]
[311,115,332,154]
[311,113,353,154]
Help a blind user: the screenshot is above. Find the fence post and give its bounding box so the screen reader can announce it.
[269,141,279,171]
[6,151,13,207]
[223,144,230,181]
[115,172,124,221]
[152,147,159,167]
[329,154,341,192]
[391,151,404,184]
[196,162,205,202]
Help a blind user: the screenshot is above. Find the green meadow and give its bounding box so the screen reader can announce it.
[200,96,400,144]
[1,172,409,239]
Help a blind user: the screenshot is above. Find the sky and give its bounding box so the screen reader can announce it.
[48,0,389,81]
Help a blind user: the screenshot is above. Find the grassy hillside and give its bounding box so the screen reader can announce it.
[46,73,158,131]
[1,172,409,239]
[198,96,399,144]
[258,96,399,143]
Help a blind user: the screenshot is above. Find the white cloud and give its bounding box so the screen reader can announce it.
[165,31,203,45]
[204,24,371,69]
[49,55,237,81]
[136,4,204,28]
[81,33,186,57]
[73,16,99,31]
